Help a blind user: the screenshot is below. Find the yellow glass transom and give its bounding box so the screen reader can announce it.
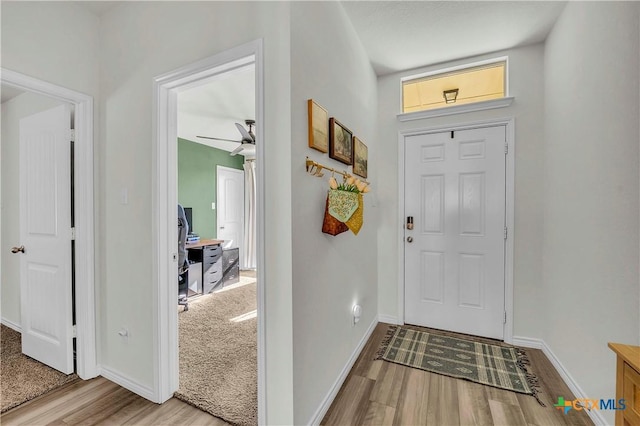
[402,61,506,113]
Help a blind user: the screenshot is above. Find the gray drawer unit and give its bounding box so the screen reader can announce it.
[223,265,239,286]
[203,245,222,258]
[222,248,240,286]
[202,247,222,294]
[222,248,239,273]
[188,243,223,294]
[204,263,222,288]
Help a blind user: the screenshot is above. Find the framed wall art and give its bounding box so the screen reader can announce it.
[352,137,368,179]
[329,118,353,165]
[307,99,329,153]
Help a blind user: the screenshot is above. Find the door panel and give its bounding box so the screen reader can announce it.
[404,126,506,339]
[217,166,244,255]
[19,104,74,374]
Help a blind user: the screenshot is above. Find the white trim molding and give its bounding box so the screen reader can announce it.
[152,39,266,424]
[513,337,608,426]
[308,317,379,426]
[100,366,155,402]
[378,315,400,325]
[1,317,22,333]
[397,118,516,344]
[0,68,97,380]
[398,97,514,121]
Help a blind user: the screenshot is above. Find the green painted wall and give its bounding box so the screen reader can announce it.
[178,138,244,239]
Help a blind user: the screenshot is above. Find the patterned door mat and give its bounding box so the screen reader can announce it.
[376,325,543,404]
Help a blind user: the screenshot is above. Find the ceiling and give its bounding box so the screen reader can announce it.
[341,1,567,75]
[177,66,255,157]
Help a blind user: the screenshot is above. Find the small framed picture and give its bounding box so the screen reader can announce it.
[353,137,368,179]
[308,99,329,153]
[329,118,353,165]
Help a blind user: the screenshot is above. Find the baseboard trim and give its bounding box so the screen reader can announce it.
[513,336,608,426]
[100,365,156,402]
[378,315,399,325]
[512,335,544,350]
[1,317,21,333]
[308,316,378,426]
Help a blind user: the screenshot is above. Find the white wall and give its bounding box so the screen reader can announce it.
[1,0,100,333]
[1,92,66,326]
[376,44,546,338]
[97,3,293,423]
[0,2,101,99]
[290,2,378,423]
[543,3,639,423]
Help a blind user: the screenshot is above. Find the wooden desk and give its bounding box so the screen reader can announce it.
[609,342,640,426]
[185,238,224,249]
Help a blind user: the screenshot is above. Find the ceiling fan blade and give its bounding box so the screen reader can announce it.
[229,144,245,156]
[196,135,241,143]
[235,122,254,143]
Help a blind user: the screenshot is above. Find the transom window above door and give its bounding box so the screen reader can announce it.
[401,58,509,115]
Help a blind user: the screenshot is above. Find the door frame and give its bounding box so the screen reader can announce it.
[1,68,98,378]
[152,39,265,423]
[397,117,515,343]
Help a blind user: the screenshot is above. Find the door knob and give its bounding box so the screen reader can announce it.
[11,245,25,254]
[219,226,225,229]
[406,237,413,243]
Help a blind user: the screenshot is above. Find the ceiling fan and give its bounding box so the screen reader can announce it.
[197,119,255,156]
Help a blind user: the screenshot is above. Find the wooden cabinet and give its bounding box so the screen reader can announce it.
[609,342,640,426]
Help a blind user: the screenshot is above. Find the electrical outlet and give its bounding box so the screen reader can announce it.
[211,202,216,210]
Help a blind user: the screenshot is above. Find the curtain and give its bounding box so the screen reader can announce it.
[242,160,257,269]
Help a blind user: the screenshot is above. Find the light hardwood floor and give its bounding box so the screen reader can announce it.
[1,376,229,425]
[2,322,594,426]
[322,323,594,426]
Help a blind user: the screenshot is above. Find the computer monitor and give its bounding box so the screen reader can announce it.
[184,207,193,235]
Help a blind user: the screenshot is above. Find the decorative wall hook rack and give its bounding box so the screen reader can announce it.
[305,157,370,185]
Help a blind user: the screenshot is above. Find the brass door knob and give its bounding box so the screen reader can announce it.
[11,245,25,254]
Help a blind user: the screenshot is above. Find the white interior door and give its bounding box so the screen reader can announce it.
[217,166,244,255]
[18,104,74,374]
[404,126,506,339]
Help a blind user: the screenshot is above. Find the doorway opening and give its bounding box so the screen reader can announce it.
[0,69,97,410]
[174,67,258,424]
[152,40,265,424]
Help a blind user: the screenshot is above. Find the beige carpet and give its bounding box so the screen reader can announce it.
[175,276,257,426]
[1,325,77,413]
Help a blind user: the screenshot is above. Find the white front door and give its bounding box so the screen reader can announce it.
[217,166,244,255]
[404,126,506,339]
[19,104,74,374]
